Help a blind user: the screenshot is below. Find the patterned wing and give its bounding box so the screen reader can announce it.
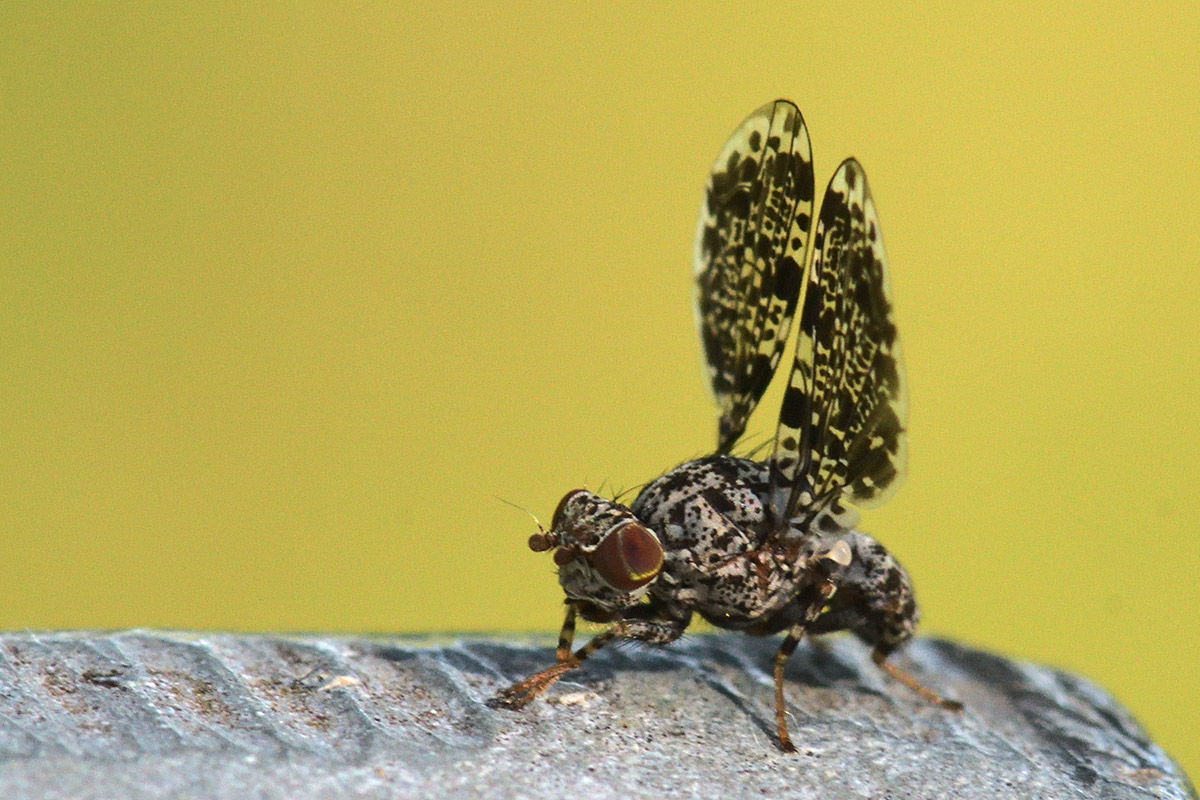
[694,100,815,454]
[768,158,906,528]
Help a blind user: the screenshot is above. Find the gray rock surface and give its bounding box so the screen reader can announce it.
[0,631,1191,799]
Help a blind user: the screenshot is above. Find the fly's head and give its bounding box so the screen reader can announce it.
[528,489,665,614]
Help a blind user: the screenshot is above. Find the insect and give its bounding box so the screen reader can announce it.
[492,99,962,752]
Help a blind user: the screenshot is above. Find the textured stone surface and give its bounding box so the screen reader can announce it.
[0,631,1191,799]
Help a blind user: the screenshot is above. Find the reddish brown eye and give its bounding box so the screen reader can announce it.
[551,489,588,530]
[587,522,664,591]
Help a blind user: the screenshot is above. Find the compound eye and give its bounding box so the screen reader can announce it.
[551,489,588,531]
[588,522,664,592]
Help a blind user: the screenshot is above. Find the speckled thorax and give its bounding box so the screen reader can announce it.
[632,454,851,632]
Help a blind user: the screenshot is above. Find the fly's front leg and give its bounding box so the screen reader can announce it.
[554,601,577,663]
[492,604,690,710]
[491,603,582,710]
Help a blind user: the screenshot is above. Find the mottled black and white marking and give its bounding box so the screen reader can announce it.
[493,100,961,752]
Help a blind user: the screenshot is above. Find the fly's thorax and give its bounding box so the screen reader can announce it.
[527,489,664,612]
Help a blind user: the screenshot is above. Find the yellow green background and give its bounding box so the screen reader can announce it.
[2,2,1197,779]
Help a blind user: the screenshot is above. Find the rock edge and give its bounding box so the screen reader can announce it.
[0,631,1191,800]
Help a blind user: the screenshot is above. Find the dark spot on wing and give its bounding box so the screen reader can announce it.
[779,387,807,428]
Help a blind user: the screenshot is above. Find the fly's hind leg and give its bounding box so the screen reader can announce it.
[872,646,962,710]
[811,533,963,711]
[491,603,690,710]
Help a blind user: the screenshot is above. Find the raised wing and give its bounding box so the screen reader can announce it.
[694,100,814,454]
[768,159,906,528]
